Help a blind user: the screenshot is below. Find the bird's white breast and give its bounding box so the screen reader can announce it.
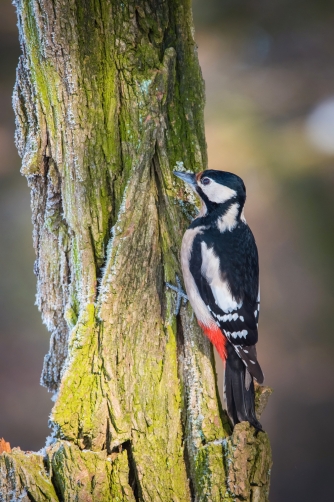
[180,226,216,328]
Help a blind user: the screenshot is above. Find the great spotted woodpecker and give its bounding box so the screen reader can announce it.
[174,169,264,431]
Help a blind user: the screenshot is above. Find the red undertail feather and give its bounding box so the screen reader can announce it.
[198,322,227,361]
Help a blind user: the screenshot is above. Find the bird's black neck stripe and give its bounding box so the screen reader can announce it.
[195,187,218,214]
[190,193,243,229]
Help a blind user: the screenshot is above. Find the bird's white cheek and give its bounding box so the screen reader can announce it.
[201,180,237,204]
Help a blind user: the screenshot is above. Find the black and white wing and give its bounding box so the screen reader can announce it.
[189,234,264,384]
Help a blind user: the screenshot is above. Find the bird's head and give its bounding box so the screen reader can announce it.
[173,169,246,215]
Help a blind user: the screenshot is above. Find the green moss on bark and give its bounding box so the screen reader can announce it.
[0,449,59,502]
[49,441,136,502]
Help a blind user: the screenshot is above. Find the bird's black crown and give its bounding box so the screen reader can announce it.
[195,169,246,213]
[198,170,246,199]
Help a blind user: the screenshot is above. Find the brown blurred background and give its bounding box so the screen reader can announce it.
[1,1,334,500]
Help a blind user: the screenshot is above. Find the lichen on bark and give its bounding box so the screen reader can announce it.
[1,0,272,500]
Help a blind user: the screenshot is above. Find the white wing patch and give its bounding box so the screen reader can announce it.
[201,242,242,313]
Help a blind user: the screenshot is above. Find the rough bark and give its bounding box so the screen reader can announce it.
[1,0,272,500]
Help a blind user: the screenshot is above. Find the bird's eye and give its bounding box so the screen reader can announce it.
[201,177,211,186]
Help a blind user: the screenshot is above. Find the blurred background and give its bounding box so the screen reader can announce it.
[0,1,333,500]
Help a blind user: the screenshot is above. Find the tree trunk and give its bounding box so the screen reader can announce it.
[0,0,272,500]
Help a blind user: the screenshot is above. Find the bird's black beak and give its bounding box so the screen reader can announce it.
[173,171,197,187]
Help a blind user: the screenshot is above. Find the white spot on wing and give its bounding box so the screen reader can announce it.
[230,330,248,339]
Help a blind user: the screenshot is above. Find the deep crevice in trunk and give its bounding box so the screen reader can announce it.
[50,466,65,502]
[122,440,140,502]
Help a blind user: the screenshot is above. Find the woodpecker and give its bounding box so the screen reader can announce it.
[174,169,264,431]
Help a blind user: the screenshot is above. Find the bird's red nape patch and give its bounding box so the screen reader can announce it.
[198,322,227,361]
[196,171,203,182]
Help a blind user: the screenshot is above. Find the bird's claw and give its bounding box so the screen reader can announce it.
[166,275,188,315]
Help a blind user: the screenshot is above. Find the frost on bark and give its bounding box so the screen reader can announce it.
[1,0,272,500]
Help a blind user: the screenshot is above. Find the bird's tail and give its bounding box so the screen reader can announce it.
[224,344,263,431]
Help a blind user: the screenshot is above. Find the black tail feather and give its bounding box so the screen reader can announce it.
[225,344,263,431]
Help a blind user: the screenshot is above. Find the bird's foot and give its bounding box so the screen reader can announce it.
[166,275,188,315]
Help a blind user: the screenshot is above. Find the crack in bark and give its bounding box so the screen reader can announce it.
[176,314,195,502]
[49,460,64,502]
[122,441,140,502]
[151,148,166,318]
